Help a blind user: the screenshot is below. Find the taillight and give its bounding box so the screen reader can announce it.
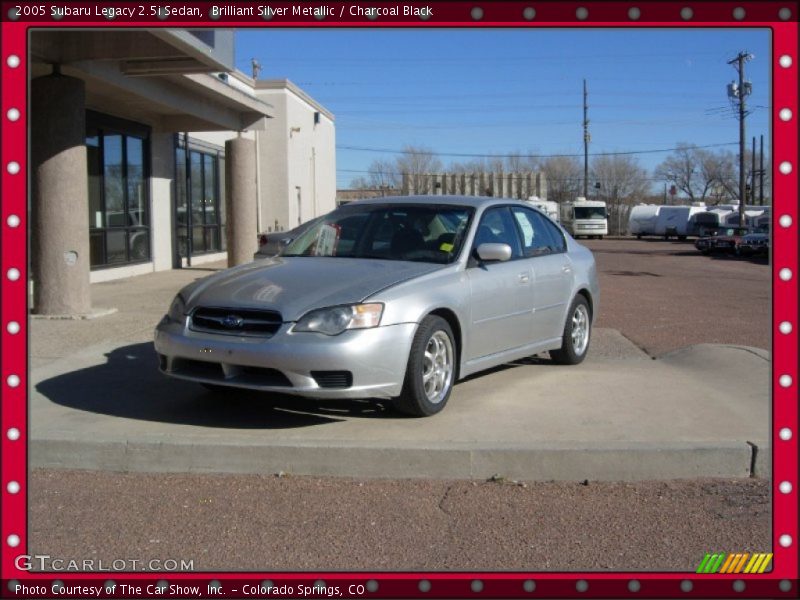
[258,234,268,247]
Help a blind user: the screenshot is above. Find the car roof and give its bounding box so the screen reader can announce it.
[342,194,537,210]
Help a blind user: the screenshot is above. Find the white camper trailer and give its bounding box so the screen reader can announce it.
[560,197,608,238]
[723,206,770,228]
[627,204,661,238]
[527,196,560,222]
[688,207,735,236]
[655,205,708,239]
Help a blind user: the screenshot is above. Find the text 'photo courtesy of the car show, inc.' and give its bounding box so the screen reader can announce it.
[0,2,798,600]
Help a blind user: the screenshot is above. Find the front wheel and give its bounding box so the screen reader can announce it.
[550,296,592,365]
[394,316,456,417]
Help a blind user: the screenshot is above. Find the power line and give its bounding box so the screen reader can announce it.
[336,142,738,159]
[337,167,672,183]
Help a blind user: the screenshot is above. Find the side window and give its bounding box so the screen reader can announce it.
[511,207,567,257]
[473,207,522,259]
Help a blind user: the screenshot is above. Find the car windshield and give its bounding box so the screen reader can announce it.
[282,203,474,264]
[574,206,607,219]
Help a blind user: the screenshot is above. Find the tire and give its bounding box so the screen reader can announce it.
[598,235,604,240]
[550,295,592,365]
[636,234,642,240]
[394,316,456,417]
[678,236,687,241]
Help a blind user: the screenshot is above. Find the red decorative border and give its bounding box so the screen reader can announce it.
[1,2,797,599]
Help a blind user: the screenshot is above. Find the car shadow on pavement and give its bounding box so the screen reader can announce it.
[35,343,397,429]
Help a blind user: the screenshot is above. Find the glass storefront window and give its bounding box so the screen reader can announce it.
[85,112,150,269]
[174,135,225,259]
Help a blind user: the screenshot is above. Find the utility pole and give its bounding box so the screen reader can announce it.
[751,136,756,205]
[759,134,765,205]
[727,51,753,227]
[583,79,589,199]
[251,58,262,80]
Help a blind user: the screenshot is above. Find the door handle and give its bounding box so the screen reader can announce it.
[562,265,572,273]
[518,273,530,283]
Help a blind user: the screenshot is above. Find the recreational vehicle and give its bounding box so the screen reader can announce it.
[527,196,560,222]
[560,197,608,239]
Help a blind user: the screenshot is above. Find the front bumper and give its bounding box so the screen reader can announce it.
[154,319,417,399]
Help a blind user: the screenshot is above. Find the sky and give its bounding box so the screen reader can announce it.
[235,28,771,190]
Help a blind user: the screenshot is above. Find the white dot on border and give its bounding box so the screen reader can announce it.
[732,7,745,19]
[576,580,589,592]
[6,214,20,228]
[778,321,793,335]
[779,374,793,388]
[780,580,793,592]
[779,55,793,68]
[522,7,536,20]
[7,321,21,335]
[6,55,21,68]
[7,268,20,281]
[6,534,20,548]
[6,108,20,122]
[470,7,483,20]
[779,161,793,175]
[779,268,792,281]
[7,161,20,175]
[779,481,792,494]
[6,374,20,388]
[779,427,793,441]
[7,428,20,441]
[628,7,641,20]
[471,580,483,593]
[680,7,693,19]
[418,580,431,592]
[780,108,793,121]
[523,580,536,592]
[779,214,793,228]
[733,580,746,592]
[576,7,588,19]
[779,534,792,547]
[6,481,20,494]
[628,580,641,592]
[680,580,693,592]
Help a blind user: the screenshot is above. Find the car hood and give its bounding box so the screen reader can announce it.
[183,257,446,321]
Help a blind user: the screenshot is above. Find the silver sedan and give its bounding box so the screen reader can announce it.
[155,196,599,416]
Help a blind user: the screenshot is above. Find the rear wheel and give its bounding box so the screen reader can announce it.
[394,316,456,417]
[550,295,592,365]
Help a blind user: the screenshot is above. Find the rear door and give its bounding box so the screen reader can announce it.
[510,207,574,342]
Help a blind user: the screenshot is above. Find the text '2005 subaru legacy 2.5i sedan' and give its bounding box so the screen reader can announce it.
[155,196,599,416]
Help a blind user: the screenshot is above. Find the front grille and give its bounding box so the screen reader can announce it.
[311,370,353,389]
[171,358,292,387]
[190,306,283,337]
[172,358,224,378]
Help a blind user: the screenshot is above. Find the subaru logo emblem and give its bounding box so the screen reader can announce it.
[222,314,244,329]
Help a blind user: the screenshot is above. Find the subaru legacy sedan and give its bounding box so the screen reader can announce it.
[155,196,599,416]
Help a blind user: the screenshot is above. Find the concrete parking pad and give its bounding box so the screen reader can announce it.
[29,250,770,481]
[30,331,769,481]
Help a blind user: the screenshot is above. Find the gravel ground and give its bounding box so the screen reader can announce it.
[27,238,773,572]
[584,238,769,356]
[29,470,770,572]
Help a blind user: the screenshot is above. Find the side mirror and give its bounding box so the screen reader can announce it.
[476,243,512,262]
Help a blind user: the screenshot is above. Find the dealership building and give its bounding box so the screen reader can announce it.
[29,29,335,315]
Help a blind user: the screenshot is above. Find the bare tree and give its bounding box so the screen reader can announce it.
[654,143,749,205]
[540,156,582,204]
[591,154,650,234]
[396,145,443,194]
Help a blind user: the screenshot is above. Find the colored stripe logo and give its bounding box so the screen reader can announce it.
[696,552,772,574]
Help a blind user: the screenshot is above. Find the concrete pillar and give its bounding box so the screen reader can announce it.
[225,137,257,267]
[31,73,91,315]
[510,173,519,199]
[401,172,410,195]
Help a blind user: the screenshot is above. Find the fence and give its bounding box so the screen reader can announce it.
[401,172,547,200]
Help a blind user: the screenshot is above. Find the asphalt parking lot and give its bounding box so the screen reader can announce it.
[28,237,772,571]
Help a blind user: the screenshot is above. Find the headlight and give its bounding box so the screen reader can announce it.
[293,303,383,336]
[166,294,186,324]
